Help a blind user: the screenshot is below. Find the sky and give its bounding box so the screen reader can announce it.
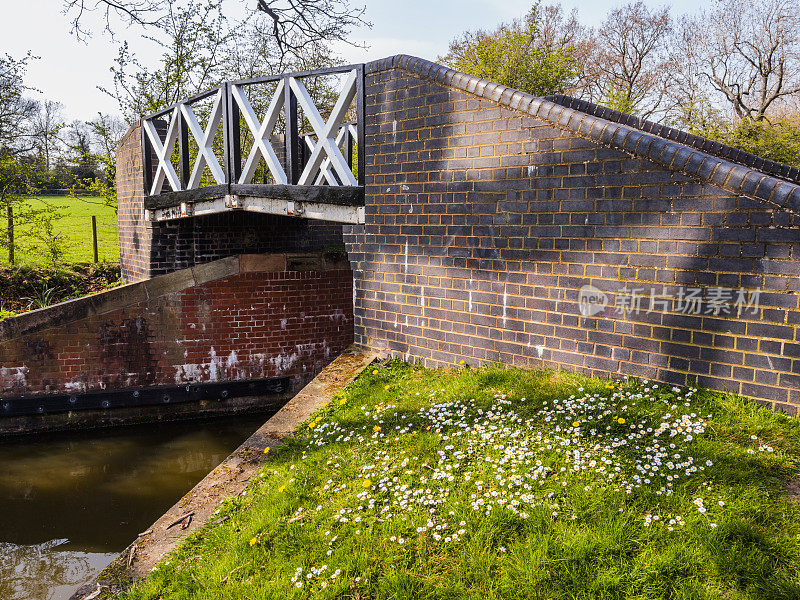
[0,0,702,122]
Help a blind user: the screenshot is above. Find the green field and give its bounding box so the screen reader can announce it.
[2,195,119,265]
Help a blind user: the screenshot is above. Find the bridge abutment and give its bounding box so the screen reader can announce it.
[117,124,346,283]
[0,253,353,435]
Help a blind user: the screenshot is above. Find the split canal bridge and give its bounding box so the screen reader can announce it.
[4,55,800,435]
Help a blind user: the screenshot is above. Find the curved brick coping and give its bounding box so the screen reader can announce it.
[366,54,800,214]
[546,93,800,187]
[0,252,348,342]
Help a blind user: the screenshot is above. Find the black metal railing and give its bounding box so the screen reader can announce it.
[141,64,365,198]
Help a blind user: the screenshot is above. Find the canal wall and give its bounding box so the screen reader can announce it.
[0,252,353,434]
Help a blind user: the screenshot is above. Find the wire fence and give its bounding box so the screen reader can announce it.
[1,198,119,266]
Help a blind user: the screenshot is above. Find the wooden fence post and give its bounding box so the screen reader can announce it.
[7,206,14,265]
[91,215,99,263]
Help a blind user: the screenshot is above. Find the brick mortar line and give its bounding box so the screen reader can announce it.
[365,308,794,347]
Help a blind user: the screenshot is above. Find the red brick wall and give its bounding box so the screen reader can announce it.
[0,255,353,397]
[117,124,152,281]
[343,62,800,415]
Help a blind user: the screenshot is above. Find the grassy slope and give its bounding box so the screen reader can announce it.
[3,196,119,265]
[121,363,800,600]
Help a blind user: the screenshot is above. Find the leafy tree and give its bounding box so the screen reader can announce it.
[440,2,582,96]
[27,205,72,265]
[0,53,39,153]
[69,113,126,209]
[692,116,800,167]
[0,150,46,264]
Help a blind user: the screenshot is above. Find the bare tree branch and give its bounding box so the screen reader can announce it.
[63,0,368,55]
[676,0,800,122]
[585,1,672,119]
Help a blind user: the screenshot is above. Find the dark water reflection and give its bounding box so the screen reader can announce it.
[0,413,271,600]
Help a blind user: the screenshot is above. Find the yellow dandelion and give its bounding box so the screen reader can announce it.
[277,485,286,492]
[315,416,322,422]
[617,418,626,425]
[362,479,372,488]
[339,398,347,405]
[572,421,580,428]
[606,383,614,389]
[384,384,391,390]
[263,446,270,454]
[249,537,258,546]
[459,360,466,365]
[308,421,316,428]
[372,369,379,375]
[373,425,380,432]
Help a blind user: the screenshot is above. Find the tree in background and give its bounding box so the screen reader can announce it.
[83,114,126,209]
[668,0,800,164]
[587,1,672,118]
[441,0,800,168]
[31,100,65,172]
[102,0,355,123]
[675,0,800,123]
[62,0,367,61]
[0,54,47,263]
[103,0,236,118]
[0,53,39,153]
[441,2,583,97]
[0,149,47,264]
[440,1,672,115]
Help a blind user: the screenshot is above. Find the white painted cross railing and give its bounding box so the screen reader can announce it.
[141,64,364,198]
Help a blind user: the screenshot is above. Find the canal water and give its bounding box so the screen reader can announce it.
[0,413,272,600]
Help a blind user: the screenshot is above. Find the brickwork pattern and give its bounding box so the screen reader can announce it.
[145,212,346,278]
[0,263,353,397]
[116,126,345,283]
[117,124,152,281]
[343,64,800,415]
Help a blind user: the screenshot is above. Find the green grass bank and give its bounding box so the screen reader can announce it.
[0,262,121,315]
[119,362,800,600]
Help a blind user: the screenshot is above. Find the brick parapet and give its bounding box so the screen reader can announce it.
[345,59,800,416]
[546,94,800,187]
[365,55,800,214]
[0,253,354,397]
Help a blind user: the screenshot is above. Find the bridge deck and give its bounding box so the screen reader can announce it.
[141,64,366,225]
[144,183,365,224]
